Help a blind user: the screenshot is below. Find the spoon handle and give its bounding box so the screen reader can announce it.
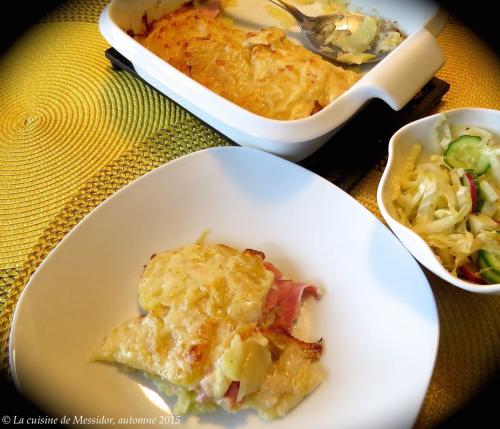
[267,0,309,24]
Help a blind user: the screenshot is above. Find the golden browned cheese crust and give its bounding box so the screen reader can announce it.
[93,243,324,419]
[136,5,360,120]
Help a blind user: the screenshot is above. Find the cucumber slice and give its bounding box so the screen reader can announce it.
[478,250,500,284]
[444,135,491,175]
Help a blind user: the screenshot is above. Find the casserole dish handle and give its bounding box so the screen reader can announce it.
[362,28,444,111]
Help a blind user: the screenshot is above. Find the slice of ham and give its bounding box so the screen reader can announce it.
[198,0,221,17]
[196,389,210,403]
[264,262,282,279]
[264,262,321,333]
[197,380,240,404]
[272,279,321,331]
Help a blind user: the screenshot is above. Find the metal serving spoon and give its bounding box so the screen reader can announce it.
[267,0,404,65]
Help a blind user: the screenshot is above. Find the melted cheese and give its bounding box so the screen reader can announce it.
[136,5,359,120]
[246,341,324,419]
[139,244,273,323]
[93,243,324,419]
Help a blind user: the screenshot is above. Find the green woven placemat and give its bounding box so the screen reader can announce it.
[0,116,230,371]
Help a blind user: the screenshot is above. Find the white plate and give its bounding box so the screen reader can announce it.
[10,147,439,429]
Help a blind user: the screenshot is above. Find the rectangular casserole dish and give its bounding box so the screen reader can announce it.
[99,0,447,161]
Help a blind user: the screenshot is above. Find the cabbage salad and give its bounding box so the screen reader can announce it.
[392,115,500,284]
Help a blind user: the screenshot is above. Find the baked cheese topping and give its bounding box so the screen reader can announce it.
[139,244,272,323]
[135,3,359,120]
[93,243,324,419]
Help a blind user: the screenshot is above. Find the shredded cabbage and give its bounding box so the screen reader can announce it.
[433,114,452,149]
[392,115,500,278]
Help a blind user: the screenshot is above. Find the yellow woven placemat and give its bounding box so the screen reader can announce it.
[0,1,499,427]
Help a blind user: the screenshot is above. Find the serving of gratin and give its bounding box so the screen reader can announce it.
[93,242,324,420]
[134,1,359,120]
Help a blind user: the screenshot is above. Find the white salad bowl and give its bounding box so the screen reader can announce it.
[377,108,500,294]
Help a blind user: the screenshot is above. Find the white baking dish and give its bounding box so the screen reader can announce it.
[99,0,447,161]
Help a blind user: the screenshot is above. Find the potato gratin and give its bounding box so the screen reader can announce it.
[93,243,324,419]
[134,1,359,120]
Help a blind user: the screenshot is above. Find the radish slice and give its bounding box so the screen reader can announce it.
[224,381,240,406]
[459,261,486,284]
[464,173,478,212]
